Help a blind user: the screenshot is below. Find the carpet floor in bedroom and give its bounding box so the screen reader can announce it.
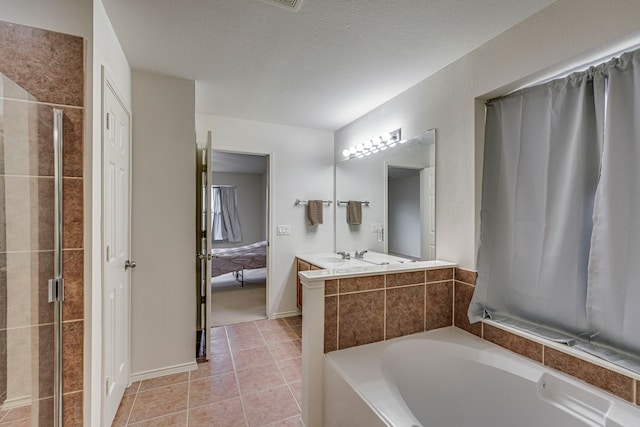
[212,268,267,326]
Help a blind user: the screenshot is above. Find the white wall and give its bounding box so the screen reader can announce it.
[196,115,334,317]
[131,71,196,375]
[335,0,640,270]
[212,172,266,249]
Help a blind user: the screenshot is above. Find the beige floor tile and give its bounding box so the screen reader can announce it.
[128,382,189,424]
[267,340,301,360]
[236,363,285,395]
[242,385,300,427]
[282,316,302,327]
[276,358,301,384]
[288,382,302,409]
[211,326,227,339]
[229,334,266,353]
[189,373,239,409]
[0,418,31,427]
[263,416,301,427]
[211,337,230,355]
[254,319,288,332]
[192,354,234,380]
[123,382,141,396]
[233,346,274,371]
[226,322,260,338]
[289,325,302,340]
[111,394,135,426]
[188,398,247,427]
[260,328,298,344]
[128,411,187,427]
[139,372,189,392]
[1,406,31,423]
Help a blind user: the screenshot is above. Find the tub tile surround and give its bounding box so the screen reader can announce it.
[323,268,455,352]
[299,260,457,427]
[302,263,640,426]
[0,19,84,425]
[453,268,640,408]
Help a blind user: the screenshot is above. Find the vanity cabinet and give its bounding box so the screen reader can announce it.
[296,258,321,308]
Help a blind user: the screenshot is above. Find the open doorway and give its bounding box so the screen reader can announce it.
[387,166,422,259]
[209,152,269,327]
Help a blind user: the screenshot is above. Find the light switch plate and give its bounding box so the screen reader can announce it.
[277,225,291,235]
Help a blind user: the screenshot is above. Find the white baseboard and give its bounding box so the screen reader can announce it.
[271,309,301,319]
[130,360,197,383]
[1,395,32,410]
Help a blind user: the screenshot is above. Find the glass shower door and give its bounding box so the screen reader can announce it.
[0,75,64,426]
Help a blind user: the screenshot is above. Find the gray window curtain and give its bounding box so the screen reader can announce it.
[469,72,602,338]
[211,186,243,243]
[586,50,640,358]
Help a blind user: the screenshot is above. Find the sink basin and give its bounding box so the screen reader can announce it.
[314,256,347,264]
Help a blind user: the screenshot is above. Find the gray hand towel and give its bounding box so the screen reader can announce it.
[308,200,323,225]
[347,201,362,225]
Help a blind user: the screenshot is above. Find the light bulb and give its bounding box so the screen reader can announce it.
[364,140,372,149]
[356,143,364,152]
[349,146,357,154]
[381,132,391,141]
[342,149,350,157]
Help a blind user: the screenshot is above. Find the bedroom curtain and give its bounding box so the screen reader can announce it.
[212,187,225,241]
[212,186,243,243]
[468,70,602,338]
[586,50,640,360]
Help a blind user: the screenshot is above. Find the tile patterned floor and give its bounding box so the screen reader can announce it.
[112,316,303,427]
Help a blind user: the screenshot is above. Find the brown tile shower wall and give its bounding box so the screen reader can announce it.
[0,20,84,425]
[323,267,454,352]
[453,267,640,407]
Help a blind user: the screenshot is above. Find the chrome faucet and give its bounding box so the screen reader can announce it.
[354,250,368,259]
[337,251,351,260]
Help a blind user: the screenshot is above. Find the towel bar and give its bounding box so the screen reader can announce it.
[337,200,370,206]
[295,199,332,205]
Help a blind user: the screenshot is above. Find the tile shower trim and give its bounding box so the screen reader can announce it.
[452,267,640,407]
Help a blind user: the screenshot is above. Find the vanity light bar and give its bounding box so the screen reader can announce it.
[342,128,402,160]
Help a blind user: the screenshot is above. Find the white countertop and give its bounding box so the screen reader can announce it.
[297,251,456,281]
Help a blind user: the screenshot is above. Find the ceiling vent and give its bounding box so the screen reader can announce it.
[259,0,304,12]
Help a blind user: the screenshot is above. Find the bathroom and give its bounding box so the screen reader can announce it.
[2,0,640,426]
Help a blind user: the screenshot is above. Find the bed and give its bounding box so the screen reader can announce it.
[211,240,267,286]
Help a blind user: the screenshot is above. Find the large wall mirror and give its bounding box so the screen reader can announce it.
[335,129,436,260]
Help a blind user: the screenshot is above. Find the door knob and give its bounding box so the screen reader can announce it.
[124,260,137,270]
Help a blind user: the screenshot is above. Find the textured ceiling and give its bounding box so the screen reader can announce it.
[102,0,556,131]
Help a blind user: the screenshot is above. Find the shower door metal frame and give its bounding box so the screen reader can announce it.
[49,108,65,427]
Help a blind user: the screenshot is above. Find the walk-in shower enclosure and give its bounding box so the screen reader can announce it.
[1,20,85,426]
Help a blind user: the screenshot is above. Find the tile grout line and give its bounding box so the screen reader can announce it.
[259,324,302,418]
[226,323,251,427]
[124,381,140,426]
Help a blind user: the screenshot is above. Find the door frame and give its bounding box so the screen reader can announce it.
[100,67,132,424]
[208,146,274,318]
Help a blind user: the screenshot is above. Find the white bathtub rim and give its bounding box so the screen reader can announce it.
[324,327,640,427]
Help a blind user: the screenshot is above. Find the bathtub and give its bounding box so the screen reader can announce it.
[323,327,640,427]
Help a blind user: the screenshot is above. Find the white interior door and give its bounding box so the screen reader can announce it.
[200,132,213,360]
[102,75,132,426]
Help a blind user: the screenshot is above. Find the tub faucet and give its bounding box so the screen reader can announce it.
[337,251,351,260]
[354,250,368,259]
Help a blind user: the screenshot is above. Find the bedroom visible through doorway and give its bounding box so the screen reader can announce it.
[210,152,269,327]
